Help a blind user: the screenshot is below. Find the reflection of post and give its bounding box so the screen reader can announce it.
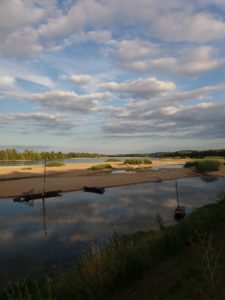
[43,156,47,196]
[42,197,47,236]
[175,181,180,207]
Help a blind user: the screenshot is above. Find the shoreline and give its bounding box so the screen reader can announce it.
[0,160,224,198]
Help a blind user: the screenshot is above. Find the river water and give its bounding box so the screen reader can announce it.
[0,176,224,288]
[0,157,130,166]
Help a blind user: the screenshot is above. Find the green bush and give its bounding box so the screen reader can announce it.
[184,159,221,173]
[184,161,197,168]
[46,161,65,167]
[104,159,121,162]
[124,158,152,165]
[90,164,112,170]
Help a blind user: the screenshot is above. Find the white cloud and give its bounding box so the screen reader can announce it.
[116,39,159,60]
[0,0,59,57]
[116,43,225,76]
[0,112,82,132]
[0,59,54,89]
[103,101,225,139]
[102,77,176,98]
[67,74,97,87]
[0,76,15,87]
[26,90,113,112]
[153,10,225,42]
[71,30,112,43]
[0,28,43,57]
[39,0,111,41]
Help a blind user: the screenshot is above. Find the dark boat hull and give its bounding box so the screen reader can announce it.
[174,206,185,220]
[83,186,105,194]
[14,190,62,202]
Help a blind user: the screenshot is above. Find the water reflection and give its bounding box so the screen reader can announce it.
[200,176,219,183]
[0,176,224,288]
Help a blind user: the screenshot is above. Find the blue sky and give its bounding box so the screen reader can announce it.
[0,0,225,153]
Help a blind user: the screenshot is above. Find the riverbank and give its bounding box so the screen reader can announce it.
[0,159,224,198]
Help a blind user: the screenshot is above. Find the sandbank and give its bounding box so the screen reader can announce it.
[0,159,224,198]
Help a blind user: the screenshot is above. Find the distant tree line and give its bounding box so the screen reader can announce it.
[0,148,105,161]
[150,149,225,158]
[110,149,225,158]
[1,148,224,161]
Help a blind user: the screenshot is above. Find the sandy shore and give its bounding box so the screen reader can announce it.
[0,159,224,198]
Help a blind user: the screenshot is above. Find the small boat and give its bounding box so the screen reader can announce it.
[174,205,185,220]
[14,190,62,202]
[174,181,185,220]
[83,186,105,194]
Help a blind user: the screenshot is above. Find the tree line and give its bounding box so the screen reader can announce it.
[0,148,105,161]
[150,149,225,158]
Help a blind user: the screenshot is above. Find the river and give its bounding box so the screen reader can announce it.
[0,176,224,288]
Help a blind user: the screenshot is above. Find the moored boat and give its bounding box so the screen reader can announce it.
[174,181,185,220]
[14,190,62,202]
[83,186,105,194]
[174,206,185,220]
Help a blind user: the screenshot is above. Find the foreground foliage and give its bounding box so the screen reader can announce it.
[1,193,225,300]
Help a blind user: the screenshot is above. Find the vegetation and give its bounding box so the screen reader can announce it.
[1,192,225,300]
[151,149,225,159]
[104,159,121,162]
[1,148,225,162]
[184,159,221,173]
[90,164,112,170]
[111,149,225,159]
[46,161,65,167]
[66,152,105,158]
[0,148,105,161]
[124,158,152,165]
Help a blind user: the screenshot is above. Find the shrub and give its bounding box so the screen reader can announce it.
[124,158,152,165]
[184,161,197,168]
[184,159,221,173]
[90,164,112,170]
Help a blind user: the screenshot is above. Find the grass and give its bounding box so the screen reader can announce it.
[46,161,65,167]
[90,164,112,170]
[2,192,225,300]
[123,158,152,165]
[184,159,221,173]
[104,159,121,162]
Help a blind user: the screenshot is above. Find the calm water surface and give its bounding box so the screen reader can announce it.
[0,176,224,287]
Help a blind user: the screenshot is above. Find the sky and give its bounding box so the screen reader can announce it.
[0,0,225,154]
